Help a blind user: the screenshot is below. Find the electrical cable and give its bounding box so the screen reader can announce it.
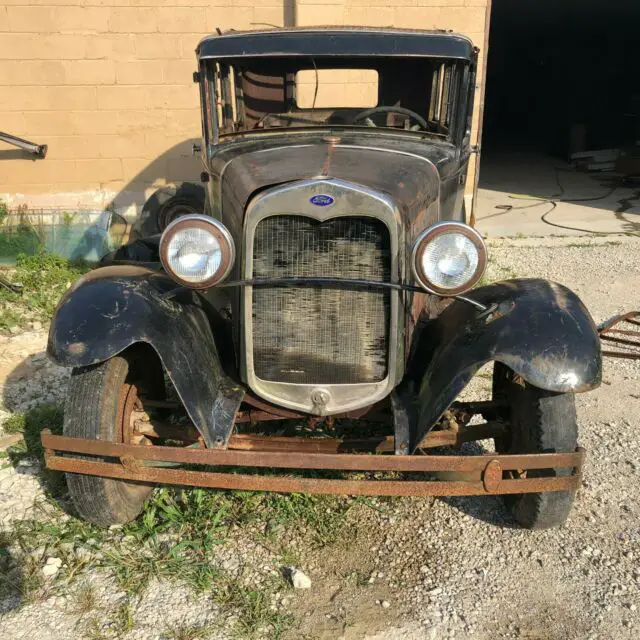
[492,166,630,234]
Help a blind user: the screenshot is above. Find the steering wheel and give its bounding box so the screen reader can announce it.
[352,106,431,131]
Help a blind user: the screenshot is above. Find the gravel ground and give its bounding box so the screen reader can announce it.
[1,235,639,639]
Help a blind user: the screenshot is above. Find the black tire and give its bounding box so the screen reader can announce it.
[64,349,163,527]
[136,183,206,237]
[493,362,578,529]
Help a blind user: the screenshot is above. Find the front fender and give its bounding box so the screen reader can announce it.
[48,265,244,448]
[413,279,601,450]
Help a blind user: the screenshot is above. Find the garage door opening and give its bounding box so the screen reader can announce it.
[476,0,640,235]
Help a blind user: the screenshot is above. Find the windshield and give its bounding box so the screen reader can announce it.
[202,56,470,140]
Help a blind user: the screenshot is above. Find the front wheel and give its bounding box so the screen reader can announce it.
[493,363,579,529]
[64,349,163,527]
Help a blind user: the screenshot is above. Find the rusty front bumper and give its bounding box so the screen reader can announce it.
[41,430,584,498]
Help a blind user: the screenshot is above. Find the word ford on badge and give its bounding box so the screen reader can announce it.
[310,194,335,207]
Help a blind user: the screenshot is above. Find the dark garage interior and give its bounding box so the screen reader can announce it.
[476,0,640,234]
[483,0,638,158]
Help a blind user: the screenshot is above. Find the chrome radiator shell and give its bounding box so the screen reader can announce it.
[242,178,403,415]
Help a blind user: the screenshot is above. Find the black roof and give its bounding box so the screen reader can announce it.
[197,27,475,60]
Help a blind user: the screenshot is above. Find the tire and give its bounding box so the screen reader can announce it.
[64,349,163,527]
[493,362,578,529]
[136,183,206,237]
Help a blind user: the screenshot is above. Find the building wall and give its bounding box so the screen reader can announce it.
[0,0,489,215]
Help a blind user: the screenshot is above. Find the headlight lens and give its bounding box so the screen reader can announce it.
[412,222,486,294]
[160,215,234,288]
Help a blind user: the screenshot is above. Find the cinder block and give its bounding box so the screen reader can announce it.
[21,111,76,136]
[114,109,167,135]
[391,6,443,29]
[163,60,196,85]
[72,158,124,183]
[45,87,99,111]
[164,109,201,136]
[108,8,158,33]
[55,7,110,32]
[344,6,394,26]
[86,35,136,61]
[146,84,199,110]
[97,86,148,111]
[0,61,65,86]
[417,0,466,6]
[156,7,207,33]
[205,7,254,32]
[135,34,184,60]
[71,111,121,135]
[0,111,26,134]
[252,6,286,27]
[116,61,165,85]
[0,34,86,60]
[0,60,115,87]
[62,60,117,85]
[6,7,56,33]
[296,4,346,25]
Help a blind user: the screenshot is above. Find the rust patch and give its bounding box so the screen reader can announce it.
[68,342,87,356]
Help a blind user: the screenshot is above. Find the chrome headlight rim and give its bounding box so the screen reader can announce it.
[159,214,235,289]
[411,221,487,295]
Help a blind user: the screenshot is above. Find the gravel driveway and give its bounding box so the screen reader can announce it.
[1,235,639,640]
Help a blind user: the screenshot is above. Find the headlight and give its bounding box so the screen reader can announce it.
[159,214,234,288]
[412,222,487,295]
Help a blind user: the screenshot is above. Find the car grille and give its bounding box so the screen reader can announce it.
[251,215,391,384]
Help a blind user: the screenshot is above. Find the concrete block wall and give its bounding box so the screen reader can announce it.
[0,0,489,214]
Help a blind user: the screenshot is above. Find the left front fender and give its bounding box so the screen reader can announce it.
[412,279,601,451]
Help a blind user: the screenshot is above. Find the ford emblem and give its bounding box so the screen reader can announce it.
[310,194,334,207]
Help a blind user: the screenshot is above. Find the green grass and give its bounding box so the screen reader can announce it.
[163,623,216,640]
[213,578,294,640]
[1,480,348,637]
[0,251,90,331]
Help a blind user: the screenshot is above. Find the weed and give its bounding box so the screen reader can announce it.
[82,616,109,640]
[214,579,293,639]
[163,623,215,640]
[566,240,622,248]
[0,251,90,331]
[0,199,8,226]
[68,582,98,615]
[114,600,136,635]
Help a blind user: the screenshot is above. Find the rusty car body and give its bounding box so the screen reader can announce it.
[43,28,601,529]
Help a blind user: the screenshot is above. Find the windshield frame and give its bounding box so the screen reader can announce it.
[199,55,475,149]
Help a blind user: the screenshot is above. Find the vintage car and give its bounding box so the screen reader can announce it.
[42,27,601,530]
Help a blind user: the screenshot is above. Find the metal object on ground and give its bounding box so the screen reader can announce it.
[42,429,583,498]
[598,312,640,359]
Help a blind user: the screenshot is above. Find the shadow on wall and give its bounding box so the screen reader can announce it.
[0,139,206,263]
[106,138,206,236]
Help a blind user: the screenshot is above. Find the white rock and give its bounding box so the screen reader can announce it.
[290,567,311,589]
[381,600,391,609]
[42,557,62,577]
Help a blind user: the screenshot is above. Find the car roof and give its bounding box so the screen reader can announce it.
[196,26,475,61]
